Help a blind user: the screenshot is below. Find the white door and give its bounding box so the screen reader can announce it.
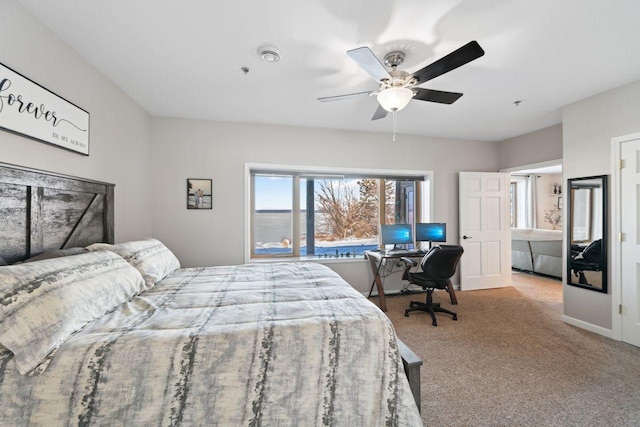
[459,172,511,290]
[620,138,640,347]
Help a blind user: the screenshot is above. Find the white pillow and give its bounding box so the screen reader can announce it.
[0,251,145,375]
[87,238,180,288]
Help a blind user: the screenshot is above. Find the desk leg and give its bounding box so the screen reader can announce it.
[366,254,387,312]
[446,282,458,305]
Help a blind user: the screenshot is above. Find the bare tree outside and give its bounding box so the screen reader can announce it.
[357,178,378,234]
[315,179,403,241]
[315,179,380,241]
[384,181,396,224]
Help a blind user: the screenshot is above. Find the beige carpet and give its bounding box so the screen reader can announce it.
[383,272,640,427]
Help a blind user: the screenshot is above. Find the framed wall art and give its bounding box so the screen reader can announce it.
[0,62,90,155]
[187,179,212,209]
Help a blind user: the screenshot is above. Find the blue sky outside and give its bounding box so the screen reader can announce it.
[254,176,298,210]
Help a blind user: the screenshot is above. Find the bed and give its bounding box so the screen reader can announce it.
[0,163,423,426]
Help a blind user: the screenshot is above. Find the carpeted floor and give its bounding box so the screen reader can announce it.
[383,272,640,427]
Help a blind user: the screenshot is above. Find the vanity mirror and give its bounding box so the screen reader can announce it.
[566,175,607,293]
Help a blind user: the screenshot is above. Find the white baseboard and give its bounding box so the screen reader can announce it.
[562,315,615,339]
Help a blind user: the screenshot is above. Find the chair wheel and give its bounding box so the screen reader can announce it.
[432,320,438,326]
[404,311,410,317]
[452,315,458,321]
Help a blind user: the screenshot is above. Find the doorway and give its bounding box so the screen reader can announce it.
[500,160,564,289]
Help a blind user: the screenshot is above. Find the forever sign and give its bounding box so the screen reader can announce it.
[0,62,89,155]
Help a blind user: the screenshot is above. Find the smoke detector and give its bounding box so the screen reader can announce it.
[258,46,280,62]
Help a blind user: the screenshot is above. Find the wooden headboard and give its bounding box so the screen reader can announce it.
[0,163,114,264]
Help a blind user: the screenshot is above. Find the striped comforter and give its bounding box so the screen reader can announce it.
[0,262,422,426]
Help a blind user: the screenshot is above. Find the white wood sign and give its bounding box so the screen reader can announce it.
[0,62,89,155]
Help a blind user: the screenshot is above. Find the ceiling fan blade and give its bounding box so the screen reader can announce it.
[318,91,375,102]
[411,41,485,85]
[347,47,391,82]
[371,104,388,120]
[413,88,463,104]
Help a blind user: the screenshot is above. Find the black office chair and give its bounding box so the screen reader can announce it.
[570,239,602,285]
[401,245,464,326]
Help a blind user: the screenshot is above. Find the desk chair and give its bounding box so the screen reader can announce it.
[401,245,464,326]
[570,239,602,285]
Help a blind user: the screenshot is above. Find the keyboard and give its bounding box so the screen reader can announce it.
[385,249,427,256]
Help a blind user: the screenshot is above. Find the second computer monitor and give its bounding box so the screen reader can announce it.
[415,222,446,243]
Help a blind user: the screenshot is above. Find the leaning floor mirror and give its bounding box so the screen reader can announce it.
[566,175,607,293]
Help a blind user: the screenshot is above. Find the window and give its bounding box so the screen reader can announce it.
[510,182,518,227]
[510,175,530,228]
[252,174,294,256]
[570,187,592,242]
[249,166,429,260]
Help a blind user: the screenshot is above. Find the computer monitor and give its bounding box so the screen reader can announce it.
[415,223,447,243]
[380,224,413,249]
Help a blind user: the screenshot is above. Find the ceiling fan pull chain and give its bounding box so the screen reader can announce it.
[392,110,398,141]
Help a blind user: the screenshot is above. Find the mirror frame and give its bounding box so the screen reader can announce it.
[566,175,608,293]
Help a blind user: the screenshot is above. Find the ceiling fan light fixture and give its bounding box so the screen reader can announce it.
[377,87,413,112]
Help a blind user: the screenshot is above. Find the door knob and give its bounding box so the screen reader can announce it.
[462,235,472,239]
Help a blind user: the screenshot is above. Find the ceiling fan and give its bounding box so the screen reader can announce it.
[318,41,485,121]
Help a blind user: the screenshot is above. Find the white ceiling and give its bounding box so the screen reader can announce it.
[16,0,640,142]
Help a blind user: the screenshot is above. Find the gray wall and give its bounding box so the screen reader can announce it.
[150,117,500,292]
[498,124,563,170]
[0,1,154,242]
[562,79,640,332]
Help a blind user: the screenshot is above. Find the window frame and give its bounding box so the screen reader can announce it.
[245,163,433,263]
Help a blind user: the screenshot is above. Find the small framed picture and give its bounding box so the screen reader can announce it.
[187,179,212,209]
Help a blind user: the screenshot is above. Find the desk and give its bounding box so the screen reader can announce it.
[365,250,458,312]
